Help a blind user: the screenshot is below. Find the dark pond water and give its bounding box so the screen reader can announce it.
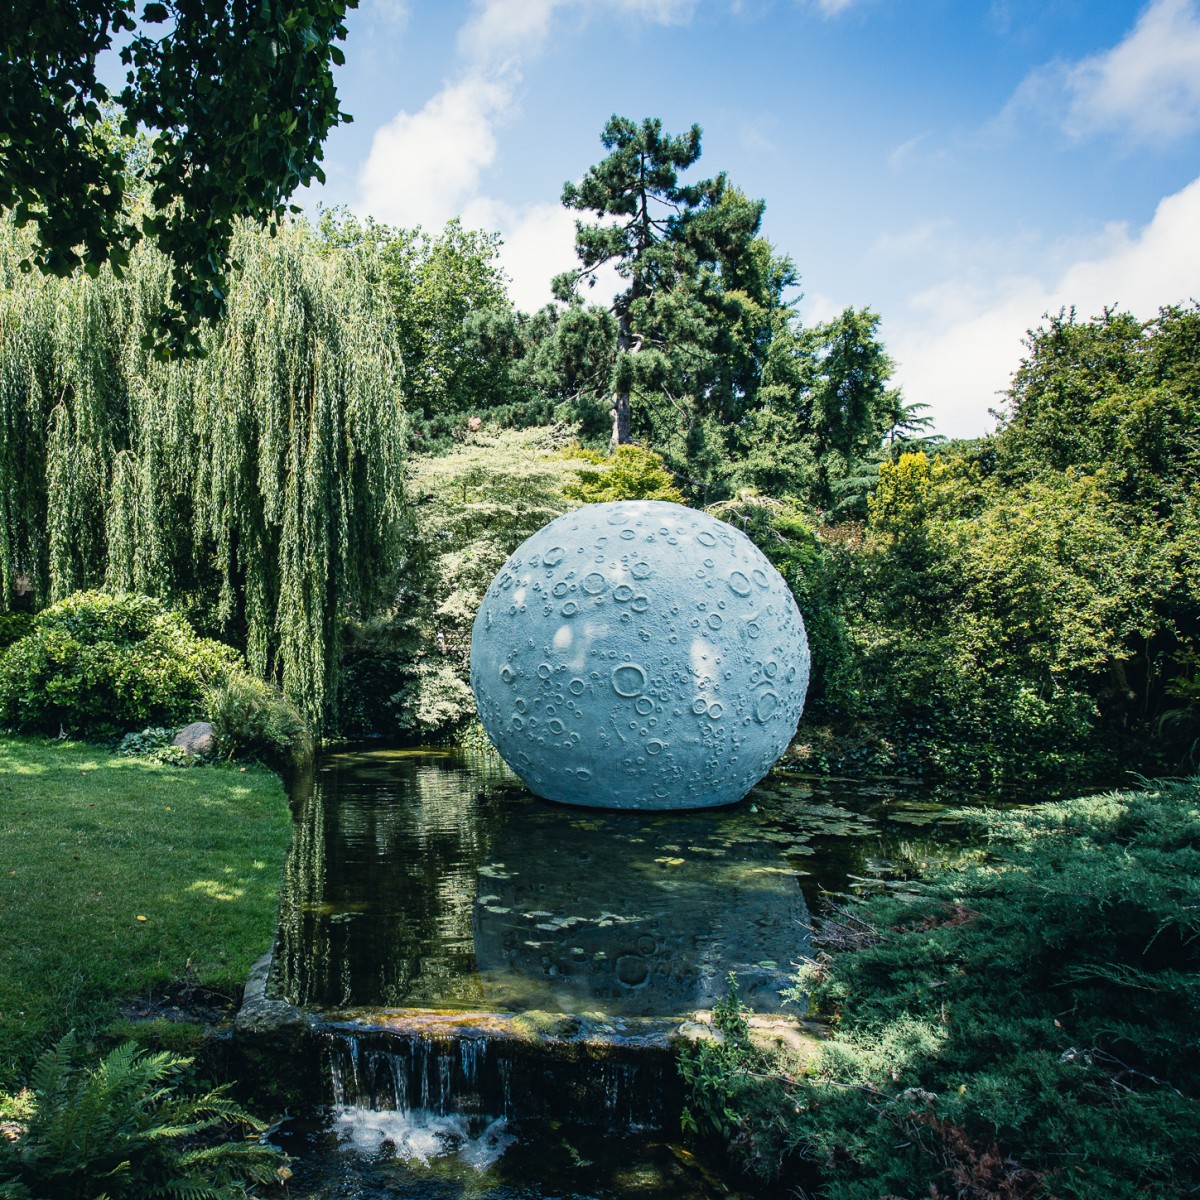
[268,748,983,1198]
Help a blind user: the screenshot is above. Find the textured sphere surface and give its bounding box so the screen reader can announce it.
[470,500,810,810]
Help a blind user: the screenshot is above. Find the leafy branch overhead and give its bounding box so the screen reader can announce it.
[0,0,357,356]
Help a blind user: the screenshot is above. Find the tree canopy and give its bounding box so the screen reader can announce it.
[552,117,776,454]
[315,208,521,446]
[544,116,904,506]
[0,0,356,355]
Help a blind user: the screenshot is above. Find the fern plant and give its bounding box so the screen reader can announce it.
[0,1034,282,1200]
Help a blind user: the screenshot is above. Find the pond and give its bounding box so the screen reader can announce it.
[263,747,983,1199]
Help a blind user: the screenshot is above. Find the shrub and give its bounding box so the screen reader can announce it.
[562,444,684,504]
[0,1033,282,1200]
[678,980,798,1180]
[116,727,176,756]
[0,613,32,650]
[707,491,855,717]
[683,777,1200,1198]
[116,726,205,768]
[206,672,312,772]
[0,592,238,739]
[338,427,591,740]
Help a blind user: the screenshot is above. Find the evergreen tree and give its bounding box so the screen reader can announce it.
[550,116,790,498]
[547,116,904,507]
[734,307,906,513]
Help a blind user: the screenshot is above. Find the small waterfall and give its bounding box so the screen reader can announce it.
[323,1025,678,1166]
[327,1031,515,1168]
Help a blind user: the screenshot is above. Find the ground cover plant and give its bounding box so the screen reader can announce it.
[680,775,1200,1197]
[0,735,291,1088]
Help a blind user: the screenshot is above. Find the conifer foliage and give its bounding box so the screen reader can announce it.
[0,218,406,727]
[549,116,903,504]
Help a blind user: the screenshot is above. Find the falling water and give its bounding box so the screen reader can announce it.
[324,1026,675,1159]
[326,1032,513,1168]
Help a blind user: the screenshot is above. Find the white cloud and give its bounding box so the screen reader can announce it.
[360,0,410,29]
[460,197,626,312]
[871,218,955,261]
[459,0,563,63]
[358,74,515,229]
[807,0,862,15]
[887,175,1200,439]
[462,198,581,311]
[1063,0,1200,142]
[796,290,844,326]
[1003,0,1200,145]
[358,0,697,297]
[887,132,929,171]
[458,0,696,65]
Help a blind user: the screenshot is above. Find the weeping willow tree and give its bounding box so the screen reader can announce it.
[0,217,407,727]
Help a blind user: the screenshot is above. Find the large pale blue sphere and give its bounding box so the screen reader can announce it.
[470,500,810,810]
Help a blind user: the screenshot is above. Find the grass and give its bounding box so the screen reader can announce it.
[0,735,292,1088]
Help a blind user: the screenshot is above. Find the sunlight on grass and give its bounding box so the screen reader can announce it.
[188,880,247,902]
[0,735,291,1088]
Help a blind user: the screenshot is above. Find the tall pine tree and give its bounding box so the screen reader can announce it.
[551,116,790,498]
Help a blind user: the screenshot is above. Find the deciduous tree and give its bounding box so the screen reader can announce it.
[1,0,356,355]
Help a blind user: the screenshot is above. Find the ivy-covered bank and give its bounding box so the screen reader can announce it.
[681,775,1200,1198]
[0,736,291,1088]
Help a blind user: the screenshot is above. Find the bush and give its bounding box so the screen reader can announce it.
[707,491,855,717]
[562,443,684,504]
[683,777,1200,1198]
[0,592,238,739]
[116,727,176,756]
[206,672,312,772]
[338,427,591,740]
[0,1034,282,1200]
[0,613,32,650]
[116,726,205,768]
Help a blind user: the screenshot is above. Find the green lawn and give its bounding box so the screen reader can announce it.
[0,736,292,1087]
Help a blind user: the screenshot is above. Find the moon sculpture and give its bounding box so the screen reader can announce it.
[469,500,810,809]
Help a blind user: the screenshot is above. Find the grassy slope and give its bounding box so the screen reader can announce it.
[0,736,291,1087]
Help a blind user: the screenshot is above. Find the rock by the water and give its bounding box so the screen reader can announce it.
[173,721,214,756]
[470,500,809,810]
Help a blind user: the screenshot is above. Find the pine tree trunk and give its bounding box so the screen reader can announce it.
[611,392,632,446]
[611,309,635,447]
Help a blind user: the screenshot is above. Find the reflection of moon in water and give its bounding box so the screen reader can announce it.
[470,500,811,810]
[471,802,811,1017]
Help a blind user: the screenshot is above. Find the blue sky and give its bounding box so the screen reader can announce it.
[306,0,1200,438]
